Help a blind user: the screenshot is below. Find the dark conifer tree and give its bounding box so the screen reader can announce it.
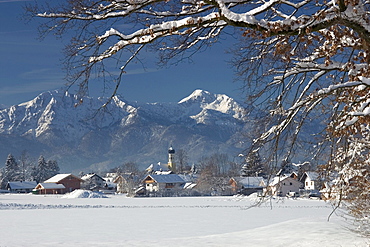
[46,160,60,178]
[1,154,21,188]
[241,151,265,177]
[32,155,48,183]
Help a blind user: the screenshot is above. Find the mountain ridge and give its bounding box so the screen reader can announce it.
[0,89,251,173]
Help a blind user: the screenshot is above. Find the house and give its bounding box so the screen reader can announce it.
[6,181,37,193]
[34,183,66,194]
[265,176,303,196]
[81,173,106,191]
[113,173,139,194]
[300,172,320,191]
[229,177,265,195]
[143,174,185,196]
[103,172,138,194]
[43,174,83,193]
[113,175,128,194]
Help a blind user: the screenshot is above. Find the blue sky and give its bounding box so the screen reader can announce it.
[0,0,243,107]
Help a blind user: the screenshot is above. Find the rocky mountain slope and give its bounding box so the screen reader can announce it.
[0,89,253,172]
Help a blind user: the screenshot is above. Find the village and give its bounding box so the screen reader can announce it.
[0,146,367,247]
[2,146,332,200]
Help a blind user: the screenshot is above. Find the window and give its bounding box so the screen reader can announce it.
[165,183,174,188]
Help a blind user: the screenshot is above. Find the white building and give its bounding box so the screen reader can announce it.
[300,172,320,191]
[265,176,302,196]
[81,173,106,190]
[143,174,185,195]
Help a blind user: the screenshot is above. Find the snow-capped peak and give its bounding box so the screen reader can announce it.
[178,89,246,121]
[0,90,136,138]
[178,89,215,104]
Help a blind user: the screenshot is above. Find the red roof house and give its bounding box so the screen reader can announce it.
[37,174,83,194]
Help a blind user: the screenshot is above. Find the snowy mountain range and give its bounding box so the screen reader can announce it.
[0,89,255,172]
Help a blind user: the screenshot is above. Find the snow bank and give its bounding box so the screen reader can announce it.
[62,189,108,199]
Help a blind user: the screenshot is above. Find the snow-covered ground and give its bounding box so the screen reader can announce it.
[0,191,367,246]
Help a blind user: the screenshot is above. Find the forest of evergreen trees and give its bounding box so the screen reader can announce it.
[0,152,60,189]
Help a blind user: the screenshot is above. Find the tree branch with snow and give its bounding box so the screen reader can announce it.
[28,0,370,237]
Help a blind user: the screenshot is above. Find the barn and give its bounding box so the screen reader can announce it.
[43,174,83,193]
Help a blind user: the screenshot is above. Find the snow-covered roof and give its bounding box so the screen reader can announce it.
[305,172,319,181]
[146,174,185,184]
[105,181,117,188]
[233,177,265,188]
[7,181,37,190]
[146,162,169,172]
[81,173,105,181]
[168,146,175,154]
[37,183,66,189]
[183,182,197,189]
[268,176,301,187]
[105,173,118,178]
[269,176,285,186]
[178,174,196,183]
[44,174,82,183]
[104,177,115,182]
[154,170,172,175]
[276,170,298,177]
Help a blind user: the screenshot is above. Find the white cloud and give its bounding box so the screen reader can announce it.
[0,68,65,96]
[19,68,62,80]
[125,67,160,75]
[0,81,63,96]
[0,0,31,3]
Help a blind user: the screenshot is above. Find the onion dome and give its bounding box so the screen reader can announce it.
[168,146,175,154]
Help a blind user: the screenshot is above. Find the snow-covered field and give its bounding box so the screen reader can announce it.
[0,191,367,247]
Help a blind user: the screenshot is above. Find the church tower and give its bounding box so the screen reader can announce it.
[167,146,176,173]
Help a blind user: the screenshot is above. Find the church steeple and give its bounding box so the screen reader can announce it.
[168,145,176,173]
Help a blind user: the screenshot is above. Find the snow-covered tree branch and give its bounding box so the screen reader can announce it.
[29,0,369,86]
[29,0,369,237]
